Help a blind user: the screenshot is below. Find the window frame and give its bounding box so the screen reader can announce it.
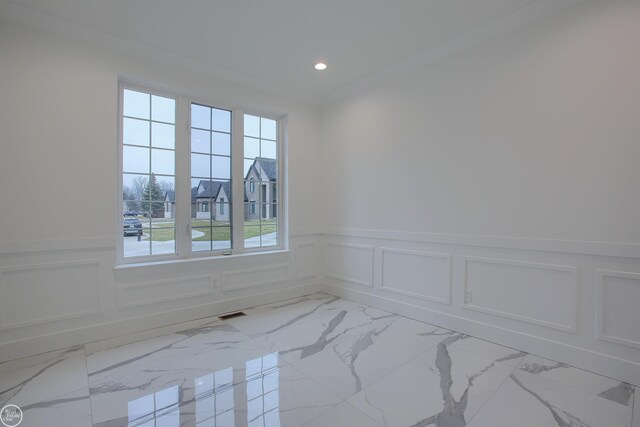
[117,80,287,265]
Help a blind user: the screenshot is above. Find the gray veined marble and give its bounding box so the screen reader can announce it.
[597,383,635,406]
[348,332,515,427]
[467,369,634,427]
[0,346,92,426]
[279,310,349,360]
[517,354,635,407]
[509,372,591,427]
[0,293,636,427]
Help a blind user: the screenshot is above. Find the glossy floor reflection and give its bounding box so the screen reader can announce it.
[0,293,637,426]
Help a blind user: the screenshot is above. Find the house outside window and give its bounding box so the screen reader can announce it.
[119,82,285,262]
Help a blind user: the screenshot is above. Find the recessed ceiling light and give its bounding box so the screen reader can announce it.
[314,62,327,71]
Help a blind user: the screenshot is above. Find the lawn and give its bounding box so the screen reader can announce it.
[142,219,276,242]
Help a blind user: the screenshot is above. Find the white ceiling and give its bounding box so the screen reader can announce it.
[5,0,553,98]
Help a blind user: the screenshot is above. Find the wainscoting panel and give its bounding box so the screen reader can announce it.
[462,256,578,332]
[597,270,640,349]
[321,229,640,386]
[295,241,318,283]
[221,263,290,292]
[118,275,214,309]
[0,260,101,329]
[381,248,451,304]
[325,242,374,287]
[0,233,321,363]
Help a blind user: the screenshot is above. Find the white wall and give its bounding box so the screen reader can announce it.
[320,0,640,243]
[0,14,323,361]
[320,0,640,386]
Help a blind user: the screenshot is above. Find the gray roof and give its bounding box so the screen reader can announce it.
[164,190,175,203]
[246,157,277,181]
[194,180,222,199]
[192,180,247,202]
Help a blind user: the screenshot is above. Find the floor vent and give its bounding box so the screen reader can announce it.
[218,311,246,321]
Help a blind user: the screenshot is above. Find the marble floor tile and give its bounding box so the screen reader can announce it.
[291,318,437,399]
[347,333,516,426]
[258,302,402,366]
[467,369,633,427]
[87,327,274,424]
[84,315,221,356]
[93,363,341,427]
[227,293,353,337]
[519,354,635,407]
[449,336,527,368]
[1,293,638,426]
[0,346,92,427]
[302,401,383,427]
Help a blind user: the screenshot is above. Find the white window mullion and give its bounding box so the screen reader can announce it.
[231,109,245,252]
[175,95,191,257]
[279,115,288,250]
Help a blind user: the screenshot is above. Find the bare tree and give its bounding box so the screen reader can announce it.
[158,179,174,193]
[131,176,148,202]
[123,186,140,212]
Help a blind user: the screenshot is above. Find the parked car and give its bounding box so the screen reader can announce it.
[123,218,143,237]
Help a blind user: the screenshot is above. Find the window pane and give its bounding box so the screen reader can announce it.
[152,122,175,149]
[212,156,230,180]
[212,226,231,250]
[123,146,149,174]
[244,114,260,138]
[261,140,277,159]
[244,226,261,248]
[122,88,179,259]
[151,229,175,255]
[123,174,147,203]
[261,118,277,140]
[241,113,280,251]
[212,132,230,156]
[156,176,175,199]
[191,129,210,154]
[123,118,149,147]
[151,95,175,124]
[211,108,231,133]
[124,216,150,258]
[152,149,175,176]
[191,102,233,254]
[214,202,231,222]
[123,89,150,119]
[191,104,211,129]
[244,137,260,159]
[192,227,212,252]
[191,154,210,178]
[244,159,253,178]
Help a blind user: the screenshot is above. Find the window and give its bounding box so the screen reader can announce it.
[121,88,176,258]
[190,103,232,253]
[244,114,279,249]
[119,83,284,262]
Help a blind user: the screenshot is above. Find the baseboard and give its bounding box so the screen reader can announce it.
[322,283,640,387]
[0,282,320,363]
